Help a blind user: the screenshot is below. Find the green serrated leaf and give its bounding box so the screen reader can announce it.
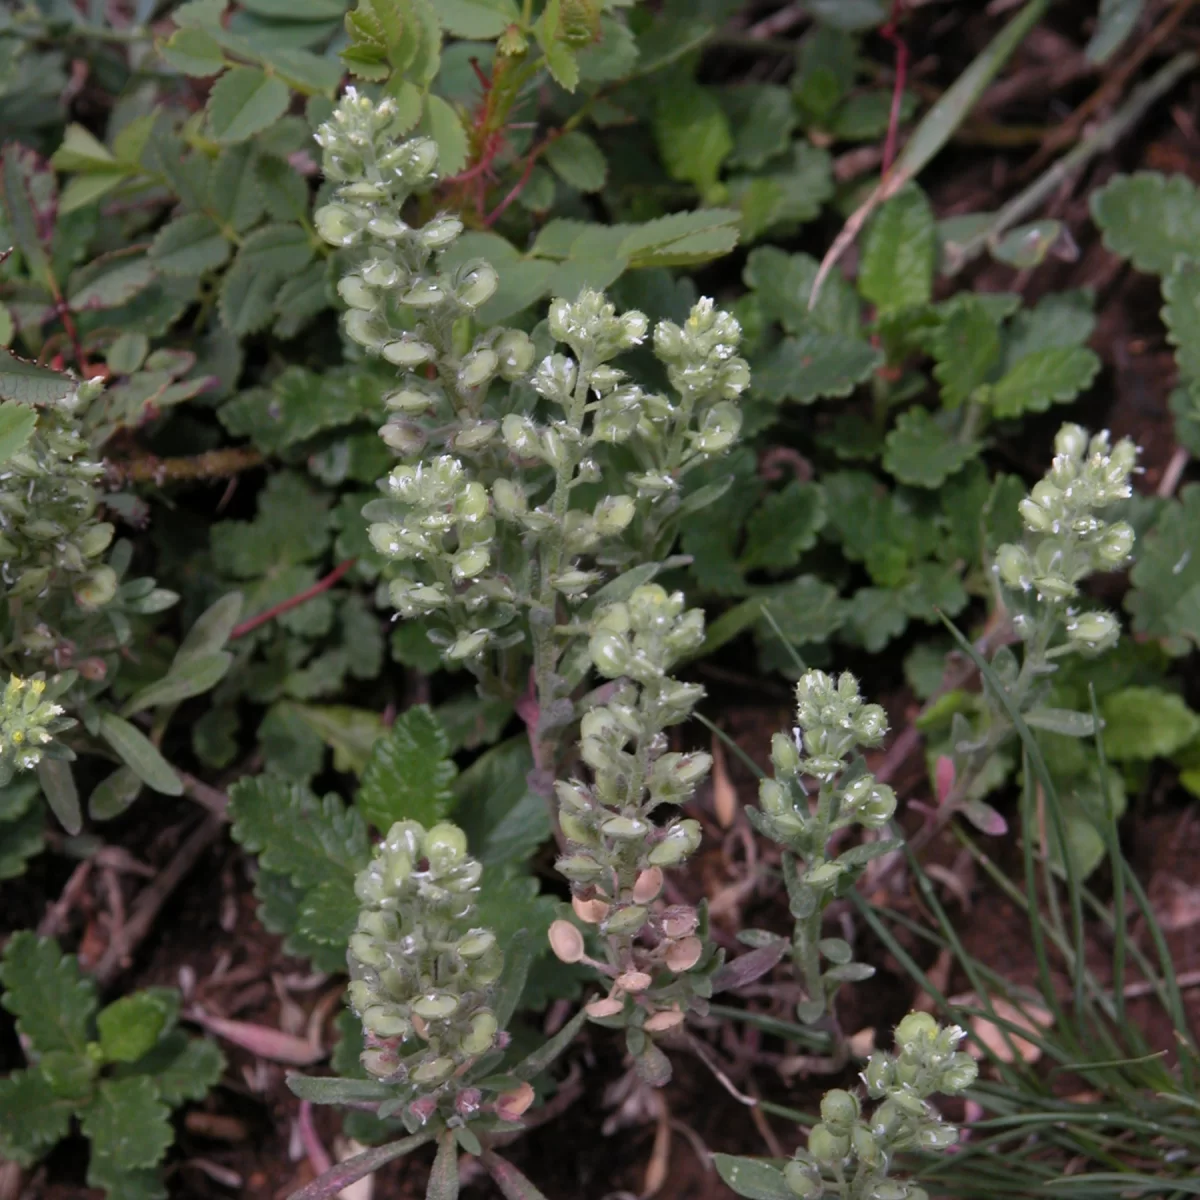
[654,82,733,195]
[740,481,826,572]
[2,145,53,289]
[98,715,183,796]
[96,993,170,1065]
[207,66,291,144]
[0,933,97,1057]
[1101,686,1200,761]
[990,345,1100,418]
[743,247,859,337]
[419,93,469,176]
[455,737,551,867]
[435,0,519,38]
[930,297,1001,407]
[722,84,796,171]
[1127,484,1200,647]
[148,213,232,276]
[0,349,74,405]
[219,223,315,334]
[860,183,935,315]
[1091,171,1200,276]
[1163,256,1200,389]
[81,1077,173,1173]
[228,774,370,889]
[883,407,980,488]
[618,208,741,269]
[754,329,882,405]
[757,575,846,648]
[160,26,227,76]
[0,1068,74,1167]
[545,130,607,193]
[357,704,456,832]
[209,143,266,233]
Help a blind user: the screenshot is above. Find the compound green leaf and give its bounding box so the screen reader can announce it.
[545,131,607,193]
[860,183,935,316]
[98,715,183,796]
[357,704,456,833]
[150,213,233,278]
[1001,289,1095,366]
[757,575,846,647]
[654,82,733,195]
[68,254,156,311]
[754,330,882,405]
[0,933,97,1057]
[847,587,908,652]
[1091,171,1200,276]
[207,66,291,143]
[295,875,360,947]
[209,143,266,232]
[81,1077,172,1173]
[990,345,1100,418]
[883,407,980,488]
[1127,484,1200,647]
[728,142,834,242]
[0,1068,74,1167]
[1163,256,1200,389]
[228,774,370,889]
[1101,687,1200,761]
[0,399,37,464]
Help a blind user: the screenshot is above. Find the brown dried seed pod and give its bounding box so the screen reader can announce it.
[616,970,653,993]
[660,905,698,939]
[665,936,703,972]
[644,1008,685,1033]
[572,895,610,924]
[494,1081,535,1120]
[586,995,625,1018]
[632,866,664,904]
[548,919,586,963]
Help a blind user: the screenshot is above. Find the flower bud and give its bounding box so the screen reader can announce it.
[783,1161,821,1199]
[495,329,535,379]
[1065,610,1119,654]
[820,1088,860,1130]
[589,630,630,678]
[807,1123,848,1167]
[895,1011,938,1048]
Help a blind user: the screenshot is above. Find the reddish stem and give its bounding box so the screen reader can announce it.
[880,0,909,176]
[230,558,357,640]
[484,131,559,228]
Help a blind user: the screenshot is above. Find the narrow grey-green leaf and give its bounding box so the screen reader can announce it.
[98,715,183,796]
[36,757,81,835]
[123,652,232,716]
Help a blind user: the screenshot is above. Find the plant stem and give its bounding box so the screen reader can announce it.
[230,558,357,639]
[105,446,265,486]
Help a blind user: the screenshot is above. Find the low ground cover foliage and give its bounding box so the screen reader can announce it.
[2,1,1200,1197]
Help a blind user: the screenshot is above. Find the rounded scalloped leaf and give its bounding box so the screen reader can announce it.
[883,407,980,488]
[1090,171,1200,276]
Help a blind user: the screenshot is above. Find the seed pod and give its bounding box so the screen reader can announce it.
[571,895,608,924]
[615,970,652,993]
[644,1008,685,1033]
[665,936,703,973]
[494,1081,535,1120]
[548,919,586,963]
[585,995,625,1019]
[632,867,664,904]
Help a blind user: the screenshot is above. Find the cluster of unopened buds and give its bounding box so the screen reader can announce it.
[782,1013,978,1199]
[0,674,71,785]
[995,423,1138,655]
[347,820,505,1095]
